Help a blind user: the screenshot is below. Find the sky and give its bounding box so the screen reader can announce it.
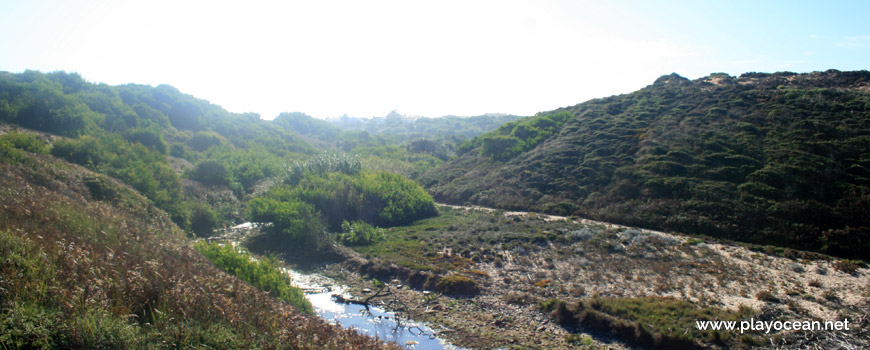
[1,0,868,120]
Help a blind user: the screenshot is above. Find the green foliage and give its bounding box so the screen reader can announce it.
[360,171,438,226]
[273,111,340,140]
[251,159,436,250]
[428,71,870,259]
[331,113,524,140]
[482,135,519,161]
[189,159,231,186]
[0,70,328,231]
[0,138,27,164]
[470,111,571,161]
[538,298,566,312]
[248,190,325,245]
[194,242,313,314]
[331,114,521,179]
[189,131,222,151]
[124,127,167,154]
[338,220,384,246]
[50,133,189,227]
[0,131,49,154]
[0,71,90,137]
[190,203,218,237]
[0,156,387,349]
[283,170,437,229]
[168,100,205,130]
[284,153,362,185]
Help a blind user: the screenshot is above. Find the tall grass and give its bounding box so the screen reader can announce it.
[0,153,397,349]
[195,241,313,314]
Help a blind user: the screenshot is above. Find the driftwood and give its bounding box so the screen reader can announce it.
[330,294,369,306]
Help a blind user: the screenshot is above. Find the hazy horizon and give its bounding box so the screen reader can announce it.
[2,0,868,120]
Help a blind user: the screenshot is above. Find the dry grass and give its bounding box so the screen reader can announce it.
[347,204,869,349]
[0,153,398,349]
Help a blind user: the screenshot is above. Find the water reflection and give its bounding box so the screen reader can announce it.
[288,270,461,350]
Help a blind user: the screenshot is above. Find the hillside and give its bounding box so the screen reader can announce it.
[329,112,524,140]
[0,149,395,349]
[423,70,870,259]
[0,70,456,233]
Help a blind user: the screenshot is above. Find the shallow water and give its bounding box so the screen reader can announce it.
[288,269,462,350]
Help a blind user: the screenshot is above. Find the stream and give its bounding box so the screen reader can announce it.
[219,222,462,349]
[287,269,462,350]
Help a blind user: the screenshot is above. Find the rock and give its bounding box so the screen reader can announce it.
[405,340,419,345]
[361,288,372,294]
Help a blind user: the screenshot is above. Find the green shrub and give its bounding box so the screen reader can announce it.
[248,193,325,245]
[481,135,519,161]
[194,242,313,314]
[189,160,230,186]
[284,153,361,185]
[0,131,49,154]
[338,220,384,246]
[190,204,218,237]
[50,134,188,227]
[539,298,565,312]
[257,164,436,235]
[189,131,222,151]
[475,111,570,161]
[0,138,26,164]
[124,127,167,154]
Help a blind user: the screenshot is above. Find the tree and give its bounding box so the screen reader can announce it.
[168,101,205,130]
[190,204,218,237]
[189,160,230,186]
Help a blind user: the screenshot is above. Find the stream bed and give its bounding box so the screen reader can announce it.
[288,269,462,350]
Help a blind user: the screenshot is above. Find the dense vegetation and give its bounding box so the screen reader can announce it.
[337,220,385,246]
[425,70,870,259]
[194,242,313,314]
[329,111,523,140]
[457,111,571,161]
[5,67,867,348]
[0,151,394,349]
[249,155,437,250]
[0,70,318,232]
[327,112,526,179]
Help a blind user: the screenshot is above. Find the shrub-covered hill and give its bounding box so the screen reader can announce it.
[0,151,397,349]
[423,70,870,259]
[0,70,498,232]
[0,70,324,232]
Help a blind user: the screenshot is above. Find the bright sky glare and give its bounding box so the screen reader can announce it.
[1,0,868,120]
